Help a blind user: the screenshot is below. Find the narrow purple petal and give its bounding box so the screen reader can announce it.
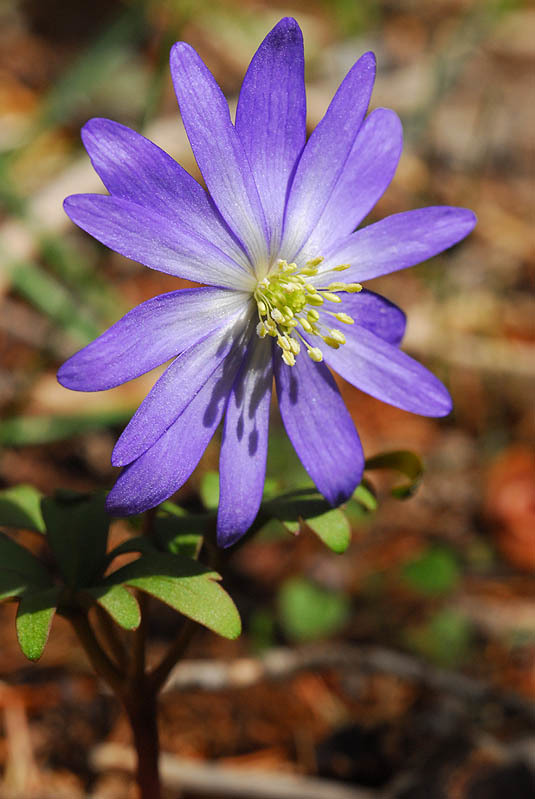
[106,337,248,516]
[112,310,252,466]
[301,108,403,259]
[57,287,248,391]
[320,325,452,417]
[319,289,406,347]
[170,42,269,267]
[274,347,364,505]
[316,207,477,283]
[235,18,305,251]
[217,338,273,547]
[281,52,376,260]
[82,118,250,270]
[64,194,255,290]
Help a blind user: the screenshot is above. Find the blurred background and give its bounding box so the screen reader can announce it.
[0,0,534,797]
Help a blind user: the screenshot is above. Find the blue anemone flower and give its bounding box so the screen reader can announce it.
[58,18,476,546]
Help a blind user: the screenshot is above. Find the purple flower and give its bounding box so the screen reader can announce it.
[58,18,476,546]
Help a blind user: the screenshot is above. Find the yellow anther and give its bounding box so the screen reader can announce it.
[254,256,352,366]
[307,347,324,362]
[277,335,291,351]
[321,292,342,303]
[331,264,350,272]
[346,283,363,293]
[282,350,296,367]
[323,336,341,349]
[334,312,354,325]
[327,282,349,291]
[328,328,346,344]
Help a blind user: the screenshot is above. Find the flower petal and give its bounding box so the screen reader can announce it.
[301,108,403,258]
[235,18,306,252]
[316,207,477,283]
[274,346,364,505]
[106,336,248,516]
[81,117,251,271]
[112,309,252,466]
[217,337,273,548]
[320,289,406,347]
[57,287,249,391]
[320,325,452,417]
[170,42,269,268]
[281,51,376,259]
[64,194,256,290]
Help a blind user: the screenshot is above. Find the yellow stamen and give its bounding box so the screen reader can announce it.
[253,257,356,367]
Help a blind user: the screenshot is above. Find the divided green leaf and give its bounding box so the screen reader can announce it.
[0,485,46,533]
[304,508,351,554]
[365,450,424,498]
[0,533,53,601]
[105,552,241,640]
[85,584,141,630]
[42,492,110,588]
[153,513,205,558]
[16,586,61,661]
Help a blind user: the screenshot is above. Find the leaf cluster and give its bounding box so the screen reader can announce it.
[0,450,421,661]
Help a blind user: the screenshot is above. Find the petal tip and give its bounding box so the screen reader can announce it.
[216,524,247,549]
[359,50,377,72]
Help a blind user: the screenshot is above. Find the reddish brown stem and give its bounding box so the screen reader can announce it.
[124,683,161,799]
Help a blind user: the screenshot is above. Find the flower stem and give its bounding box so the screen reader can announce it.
[123,685,161,799]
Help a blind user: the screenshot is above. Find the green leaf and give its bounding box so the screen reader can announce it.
[16,586,61,661]
[264,488,332,525]
[278,577,350,643]
[42,492,110,588]
[105,535,157,565]
[304,509,351,554]
[85,584,140,630]
[0,533,53,601]
[0,485,45,533]
[153,512,205,558]
[402,546,461,596]
[365,450,424,498]
[353,481,378,512]
[199,471,220,510]
[106,552,241,639]
[406,609,472,667]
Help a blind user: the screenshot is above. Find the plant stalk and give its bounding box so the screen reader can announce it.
[124,684,161,799]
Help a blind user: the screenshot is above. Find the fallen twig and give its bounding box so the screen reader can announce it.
[159,643,535,724]
[90,742,377,799]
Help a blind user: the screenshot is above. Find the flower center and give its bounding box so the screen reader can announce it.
[253,257,362,366]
